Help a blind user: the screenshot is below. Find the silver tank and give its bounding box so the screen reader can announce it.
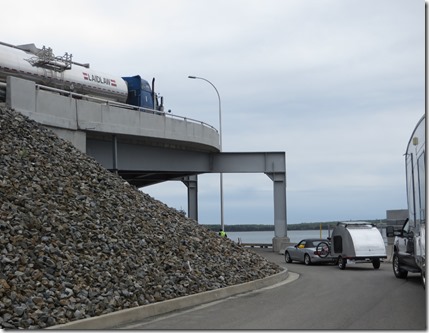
[0,42,128,102]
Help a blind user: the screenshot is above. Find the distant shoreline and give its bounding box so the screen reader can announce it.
[203,220,385,232]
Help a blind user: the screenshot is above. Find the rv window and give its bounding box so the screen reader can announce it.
[406,154,415,227]
[333,236,342,253]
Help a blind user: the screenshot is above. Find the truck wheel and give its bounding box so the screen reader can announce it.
[392,253,408,279]
[338,256,346,270]
[372,258,380,269]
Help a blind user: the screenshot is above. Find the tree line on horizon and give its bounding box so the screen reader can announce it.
[203,220,384,232]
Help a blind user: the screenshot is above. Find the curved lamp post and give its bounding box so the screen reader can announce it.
[188,75,224,231]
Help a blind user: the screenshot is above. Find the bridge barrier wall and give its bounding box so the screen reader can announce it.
[6,76,220,153]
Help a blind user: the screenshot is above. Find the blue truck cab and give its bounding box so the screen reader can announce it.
[122,75,157,110]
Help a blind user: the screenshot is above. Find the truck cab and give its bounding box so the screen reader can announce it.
[388,219,425,282]
[390,218,425,286]
[122,75,163,111]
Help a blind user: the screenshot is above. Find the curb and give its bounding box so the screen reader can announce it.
[48,268,289,330]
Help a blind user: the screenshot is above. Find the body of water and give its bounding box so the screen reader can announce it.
[226,230,329,244]
[227,229,388,245]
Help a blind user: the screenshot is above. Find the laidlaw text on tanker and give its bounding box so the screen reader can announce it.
[82,72,117,87]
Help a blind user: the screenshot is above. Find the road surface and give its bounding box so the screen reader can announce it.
[119,247,426,330]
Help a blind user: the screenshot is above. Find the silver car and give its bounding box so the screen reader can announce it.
[285,238,334,265]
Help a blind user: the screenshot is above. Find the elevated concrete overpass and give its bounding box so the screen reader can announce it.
[5,76,289,251]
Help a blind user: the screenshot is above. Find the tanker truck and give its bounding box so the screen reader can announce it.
[0,41,163,111]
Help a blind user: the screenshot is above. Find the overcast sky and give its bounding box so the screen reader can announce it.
[3,0,425,225]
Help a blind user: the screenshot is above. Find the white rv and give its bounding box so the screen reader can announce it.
[388,115,426,287]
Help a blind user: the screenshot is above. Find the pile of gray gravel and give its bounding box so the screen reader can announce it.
[0,105,281,329]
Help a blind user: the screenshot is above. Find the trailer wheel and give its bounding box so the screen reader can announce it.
[392,253,408,279]
[338,256,346,270]
[372,258,380,269]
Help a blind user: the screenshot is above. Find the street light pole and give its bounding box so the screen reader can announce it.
[188,75,224,231]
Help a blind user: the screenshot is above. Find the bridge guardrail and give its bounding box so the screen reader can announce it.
[35,83,219,133]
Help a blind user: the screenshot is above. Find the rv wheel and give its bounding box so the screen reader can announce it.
[372,258,380,269]
[338,256,346,270]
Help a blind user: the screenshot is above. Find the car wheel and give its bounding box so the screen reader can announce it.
[372,258,380,269]
[304,254,311,265]
[392,253,408,279]
[285,251,292,263]
[338,256,346,270]
[421,269,426,289]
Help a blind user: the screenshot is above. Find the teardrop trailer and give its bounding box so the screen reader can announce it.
[316,222,387,269]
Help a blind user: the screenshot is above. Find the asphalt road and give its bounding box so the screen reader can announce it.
[121,248,427,330]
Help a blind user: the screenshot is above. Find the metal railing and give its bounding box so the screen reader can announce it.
[34,83,219,133]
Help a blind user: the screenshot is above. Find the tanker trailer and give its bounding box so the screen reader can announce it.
[0,41,162,110]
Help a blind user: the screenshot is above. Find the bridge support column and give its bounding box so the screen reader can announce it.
[112,135,118,173]
[182,175,198,221]
[266,172,290,252]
